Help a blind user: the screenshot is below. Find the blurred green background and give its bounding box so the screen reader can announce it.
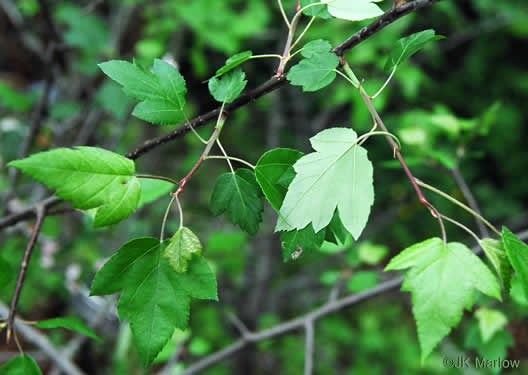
[1,0,527,373]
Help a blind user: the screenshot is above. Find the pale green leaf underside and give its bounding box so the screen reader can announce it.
[287,52,339,92]
[0,355,42,375]
[324,0,383,21]
[210,169,263,235]
[502,227,528,297]
[99,59,186,125]
[276,128,374,240]
[36,317,100,341]
[385,238,501,362]
[384,29,444,72]
[90,237,217,367]
[8,147,140,227]
[164,227,203,273]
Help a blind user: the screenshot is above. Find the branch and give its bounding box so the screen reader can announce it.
[0,0,443,228]
[0,302,86,375]
[178,228,528,375]
[180,278,403,375]
[6,206,46,343]
[304,320,314,375]
[332,0,442,56]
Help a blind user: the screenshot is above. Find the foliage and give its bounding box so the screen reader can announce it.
[1,0,528,373]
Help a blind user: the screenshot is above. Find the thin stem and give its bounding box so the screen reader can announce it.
[415,178,501,237]
[250,54,283,60]
[160,195,176,242]
[333,69,359,86]
[276,1,302,76]
[287,48,305,61]
[205,156,255,170]
[370,66,397,100]
[136,175,180,186]
[291,16,316,51]
[183,111,208,144]
[340,59,447,245]
[215,139,235,174]
[440,214,481,245]
[177,110,227,196]
[7,205,46,343]
[175,194,184,230]
[277,0,291,28]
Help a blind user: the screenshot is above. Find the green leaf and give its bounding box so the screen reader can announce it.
[276,128,374,240]
[475,308,508,343]
[137,178,174,208]
[479,239,512,293]
[502,227,528,297]
[323,0,384,21]
[301,40,333,58]
[301,0,333,19]
[210,169,263,235]
[36,317,100,341]
[8,147,140,227]
[280,224,325,262]
[255,148,304,211]
[464,322,514,373]
[99,59,186,125]
[164,227,203,273]
[90,237,217,368]
[208,68,247,104]
[0,355,42,375]
[385,238,501,362]
[384,29,444,72]
[215,51,253,77]
[287,52,339,92]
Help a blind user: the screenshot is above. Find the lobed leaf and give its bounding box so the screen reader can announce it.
[301,39,333,58]
[276,128,374,240]
[8,147,140,227]
[287,52,339,92]
[99,59,187,125]
[210,169,263,235]
[208,68,247,104]
[90,237,217,367]
[164,227,203,273]
[385,238,501,362]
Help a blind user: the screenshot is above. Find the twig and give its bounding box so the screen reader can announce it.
[304,320,314,375]
[451,167,489,237]
[178,228,528,375]
[205,156,255,170]
[6,206,46,343]
[0,0,444,230]
[180,278,403,375]
[0,302,86,375]
[341,61,447,244]
[276,1,302,76]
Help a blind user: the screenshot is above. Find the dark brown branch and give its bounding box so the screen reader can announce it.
[1,0,442,229]
[332,0,442,56]
[0,196,61,230]
[6,205,46,343]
